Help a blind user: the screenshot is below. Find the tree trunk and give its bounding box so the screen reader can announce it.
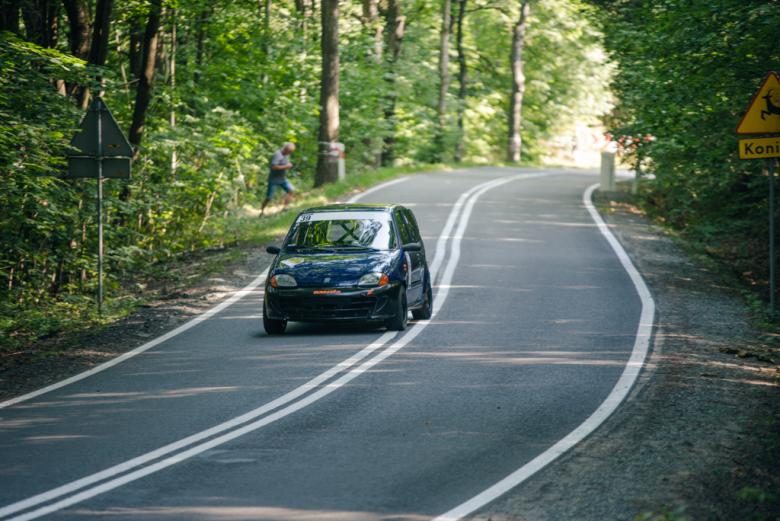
[129,17,144,80]
[193,7,210,84]
[170,9,177,175]
[434,0,452,162]
[62,0,90,59]
[314,0,339,187]
[381,0,405,166]
[362,0,381,58]
[0,0,22,35]
[21,0,59,48]
[361,0,382,167]
[455,0,467,163]
[507,1,529,163]
[77,0,114,107]
[128,0,163,156]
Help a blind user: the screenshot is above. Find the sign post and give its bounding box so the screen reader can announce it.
[736,72,780,314]
[67,97,133,314]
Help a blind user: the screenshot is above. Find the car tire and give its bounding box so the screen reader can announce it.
[385,288,408,331]
[263,300,287,334]
[412,282,433,320]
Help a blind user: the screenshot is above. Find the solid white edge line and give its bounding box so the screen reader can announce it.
[0,269,271,411]
[346,177,410,203]
[6,172,521,521]
[432,182,655,521]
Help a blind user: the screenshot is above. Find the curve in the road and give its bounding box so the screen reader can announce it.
[434,182,655,521]
[1,173,548,521]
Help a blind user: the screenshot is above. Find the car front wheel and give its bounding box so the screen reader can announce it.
[263,300,287,334]
[385,288,408,331]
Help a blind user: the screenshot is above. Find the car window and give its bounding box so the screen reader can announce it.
[401,208,422,244]
[285,211,397,250]
[395,209,412,245]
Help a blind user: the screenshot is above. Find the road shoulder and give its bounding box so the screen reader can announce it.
[471,187,780,521]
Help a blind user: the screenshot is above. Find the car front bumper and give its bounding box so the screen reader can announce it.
[264,281,401,322]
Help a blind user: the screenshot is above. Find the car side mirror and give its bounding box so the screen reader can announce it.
[266,245,281,254]
[404,243,422,252]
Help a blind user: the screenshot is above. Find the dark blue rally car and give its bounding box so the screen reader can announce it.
[263,203,432,334]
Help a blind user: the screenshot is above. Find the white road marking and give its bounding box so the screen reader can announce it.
[0,332,398,520]
[0,270,270,410]
[346,177,410,203]
[3,172,541,521]
[433,182,655,521]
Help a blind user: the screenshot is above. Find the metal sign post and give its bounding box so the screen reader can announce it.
[67,97,133,315]
[736,72,780,316]
[769,158,775,316]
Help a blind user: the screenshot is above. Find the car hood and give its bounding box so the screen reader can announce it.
[274,251,397,287]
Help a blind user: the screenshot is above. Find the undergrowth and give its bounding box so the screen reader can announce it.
[0,161,501,353]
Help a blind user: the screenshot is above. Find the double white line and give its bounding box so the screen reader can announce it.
[1,173,546,521]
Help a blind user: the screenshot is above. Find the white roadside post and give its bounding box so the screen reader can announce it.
[600,151,616,192]
[332,142,345,181]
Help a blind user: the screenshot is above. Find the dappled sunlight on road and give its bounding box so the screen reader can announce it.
[414,347,631,367]
[14,387,244,408]
[69,506,434,520]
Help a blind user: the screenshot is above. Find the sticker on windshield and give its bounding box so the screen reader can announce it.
[296,211,390,224]
[281,257,305,267]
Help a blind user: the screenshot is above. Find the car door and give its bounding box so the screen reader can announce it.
[395,208,424,305]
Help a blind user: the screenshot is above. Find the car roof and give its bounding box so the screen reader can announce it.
[301,203,400,213]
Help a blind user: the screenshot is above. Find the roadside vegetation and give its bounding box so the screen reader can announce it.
[0,0,613,351]
[585,0,780,305]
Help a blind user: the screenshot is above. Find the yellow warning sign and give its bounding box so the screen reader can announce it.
[739,138,780,159]
[735,72,780,135]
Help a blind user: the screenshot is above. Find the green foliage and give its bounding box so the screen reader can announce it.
[587,0,780,296]
[635,506,690,521]
[1,0,612,349]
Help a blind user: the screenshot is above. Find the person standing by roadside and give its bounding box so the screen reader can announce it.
[260,142,296,216]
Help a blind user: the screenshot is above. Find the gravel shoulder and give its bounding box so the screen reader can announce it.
[471,187,780,521]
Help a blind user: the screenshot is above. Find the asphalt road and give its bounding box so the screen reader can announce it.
[0,167,644,521]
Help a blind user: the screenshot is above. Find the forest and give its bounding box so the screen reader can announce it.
[2,0,779,350]
[591,0,780,297]
[1,0,611,348]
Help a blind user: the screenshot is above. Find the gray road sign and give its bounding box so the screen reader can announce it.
[69,97,134,157]
[67,157,132,179]
[65,97,133,314]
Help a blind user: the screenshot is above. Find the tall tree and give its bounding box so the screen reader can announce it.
[21,0,59,48]
[381,0,405,166]
[362,0,382,58]
[314,0,340,186]
[76,0,114,108]
[0,0,22,34]
[454,0,467,162]
[506,1,529,163]
[128,0,163,156]
[434,0,452,162]
[193,7,211,84]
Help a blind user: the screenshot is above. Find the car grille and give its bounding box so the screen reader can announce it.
[276,296,378,320]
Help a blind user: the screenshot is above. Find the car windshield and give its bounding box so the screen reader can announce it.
[285,211,398,251]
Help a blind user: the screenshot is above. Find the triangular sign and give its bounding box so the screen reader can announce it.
[735,72,780,135]
[69,97,134,156]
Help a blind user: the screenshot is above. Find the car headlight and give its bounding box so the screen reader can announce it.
[358,273,388,287]
[271,274,297,288]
